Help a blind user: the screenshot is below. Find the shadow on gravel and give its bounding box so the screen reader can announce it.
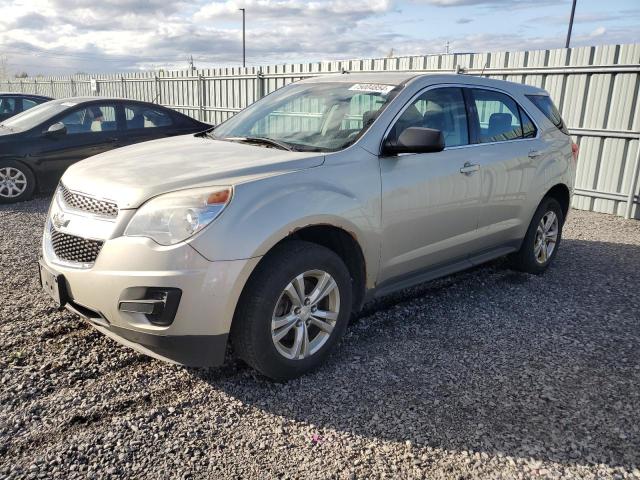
[194,239,640,471]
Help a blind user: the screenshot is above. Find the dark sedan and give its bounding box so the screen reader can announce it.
[0,97,210,202]
[0,93,52,123]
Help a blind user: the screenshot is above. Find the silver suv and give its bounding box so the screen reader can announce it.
[40,73,577,380]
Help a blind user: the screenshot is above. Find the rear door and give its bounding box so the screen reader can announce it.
[30,103,121,179]
[120,103,181,147]
[464,88,543,251]
[378,86,482,283]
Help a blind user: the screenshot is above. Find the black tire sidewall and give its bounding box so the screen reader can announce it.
[0,160,36,204]
[233,241,352,380]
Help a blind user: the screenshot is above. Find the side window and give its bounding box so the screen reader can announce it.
[390,87,469,148]
[520,107,537,138]
[58,105,117,134]
[0,98,17,114]
[125,105,173,129]
[471,89,523,143]
[526,94,569,135]
[22,98,39,111]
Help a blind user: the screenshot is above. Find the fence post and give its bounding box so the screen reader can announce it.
[19,80,23,93]
[155,75,161,104]
[198,72,205,122]
[256,67,265,100]
[625,135,640,219]
[50,79,54,97]
[33,78,37,95]
[71,78,76,97]
[121,75,126,98]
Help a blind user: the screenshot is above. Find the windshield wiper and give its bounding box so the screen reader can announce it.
[229,136,297,151]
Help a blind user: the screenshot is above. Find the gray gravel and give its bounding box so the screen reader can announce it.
[1,196,639,480]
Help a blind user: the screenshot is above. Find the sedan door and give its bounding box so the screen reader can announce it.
[378,87,482,285]
[30,103,121,181]
[120,104,182,147]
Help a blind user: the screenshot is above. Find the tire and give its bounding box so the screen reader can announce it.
[231,240,353,381]
[509,197,564,274]
[0,160,36,204]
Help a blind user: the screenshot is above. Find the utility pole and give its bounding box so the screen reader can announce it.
[239,8,246,68]
[565,0,577,48]
[445,41,450,54]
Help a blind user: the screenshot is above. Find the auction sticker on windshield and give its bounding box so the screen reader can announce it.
[349,84,395,94]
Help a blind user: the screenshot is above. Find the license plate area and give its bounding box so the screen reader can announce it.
[39,260,68,308]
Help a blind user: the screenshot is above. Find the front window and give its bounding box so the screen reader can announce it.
[211,82,402,152]
[58,105,117,134]
[1,102,69,132]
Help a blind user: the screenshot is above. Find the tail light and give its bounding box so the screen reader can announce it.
[571,142,579,162]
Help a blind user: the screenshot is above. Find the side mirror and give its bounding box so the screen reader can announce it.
[44,122,67,138]
[383,127,445,155]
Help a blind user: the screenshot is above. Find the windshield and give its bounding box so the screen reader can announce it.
[211,81,402,152]
[1,101,69,132]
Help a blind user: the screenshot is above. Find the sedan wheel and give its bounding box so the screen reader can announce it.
[0,167,28,199]
[271,270,340,360]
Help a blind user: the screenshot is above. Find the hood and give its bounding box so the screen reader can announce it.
[62,134,324,208]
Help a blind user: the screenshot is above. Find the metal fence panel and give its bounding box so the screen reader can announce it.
[1,43,639,218]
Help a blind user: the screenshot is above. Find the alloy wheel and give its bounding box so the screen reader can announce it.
[0,167,28,199]
[534,210,559,264]
[271,269,341,360]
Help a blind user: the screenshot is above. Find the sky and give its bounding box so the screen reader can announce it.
[0,0,638,75]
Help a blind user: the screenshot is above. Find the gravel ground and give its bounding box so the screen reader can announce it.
[1,196,639,480]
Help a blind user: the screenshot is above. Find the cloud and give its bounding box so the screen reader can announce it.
[0,0,637,75]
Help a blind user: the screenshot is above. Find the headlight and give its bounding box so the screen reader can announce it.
[124,186,232,245]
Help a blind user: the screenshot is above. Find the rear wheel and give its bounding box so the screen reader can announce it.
[231,241,352,381]
[509,197,564,274]
[0,161,36,204]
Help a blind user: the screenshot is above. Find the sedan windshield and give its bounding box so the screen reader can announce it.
[211,82,402,152]
[1,101,70,132]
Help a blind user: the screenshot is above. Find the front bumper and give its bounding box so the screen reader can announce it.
[42,233,260,367]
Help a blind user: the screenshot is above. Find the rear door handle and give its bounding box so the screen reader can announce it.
[460,162,480,175]
[528,150,543,158]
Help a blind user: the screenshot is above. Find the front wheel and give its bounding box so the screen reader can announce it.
[509,197,564,274]
[0,161,36,204]
[231,241,352,381]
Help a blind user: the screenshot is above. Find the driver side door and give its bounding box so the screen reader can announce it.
[31,103,121,182]
[378,87,482,286]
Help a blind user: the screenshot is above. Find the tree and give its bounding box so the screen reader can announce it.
[14,72,29,78]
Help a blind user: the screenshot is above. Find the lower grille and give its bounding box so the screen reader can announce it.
[50,227,104,264]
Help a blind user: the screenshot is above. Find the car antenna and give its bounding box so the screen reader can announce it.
[480,61,488,77]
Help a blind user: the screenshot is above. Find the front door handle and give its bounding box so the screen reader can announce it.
[460,162,480,175]
[528,150,543,158]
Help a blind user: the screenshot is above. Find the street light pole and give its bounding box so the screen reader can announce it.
[565,0,577,49]
[239,8,246,68]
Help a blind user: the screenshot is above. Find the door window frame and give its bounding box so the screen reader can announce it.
[44,102,124,135]
[380,83,540,156]
[464,86,539,146]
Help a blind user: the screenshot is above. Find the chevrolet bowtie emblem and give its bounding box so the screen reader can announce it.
[52,212,70,229]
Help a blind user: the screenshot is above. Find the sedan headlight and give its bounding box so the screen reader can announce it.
[124,186,232,245]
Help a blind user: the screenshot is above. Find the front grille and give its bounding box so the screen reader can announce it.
[50,226,104,264]
[59,184,118,218]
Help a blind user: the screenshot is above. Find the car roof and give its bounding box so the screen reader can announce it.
[0,92,53,99]
[299,72,547,94]
[47,96,155,104]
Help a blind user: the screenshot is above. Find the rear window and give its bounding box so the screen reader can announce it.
[526,95,569,135]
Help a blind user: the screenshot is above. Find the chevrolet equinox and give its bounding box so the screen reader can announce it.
[40,73,577,380]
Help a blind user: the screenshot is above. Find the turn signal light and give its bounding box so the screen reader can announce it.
[571,143,579,162]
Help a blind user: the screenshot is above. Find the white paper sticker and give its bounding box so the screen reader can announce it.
[60,102,77,107]
[349,83,395,94]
